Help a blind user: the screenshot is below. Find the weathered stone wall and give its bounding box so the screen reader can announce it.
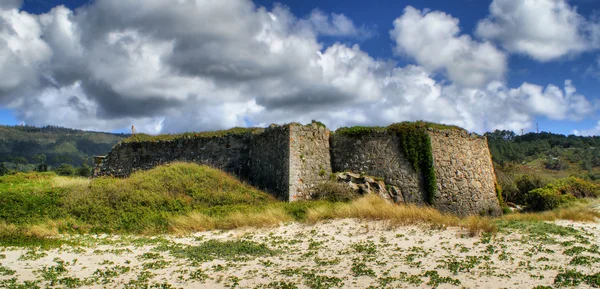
[428,129,501,216]
[330,131,425,204]
[288,124,331,201]
[95,122,502,216]
[249,125,290,200]
[93,133,256,179]
[94,124,333,202]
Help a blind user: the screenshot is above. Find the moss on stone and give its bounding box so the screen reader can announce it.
[335,121,464,136]
[122,127,264,143]
[311,120,327,128]
[334,126,386,136]
[495,182,505,208]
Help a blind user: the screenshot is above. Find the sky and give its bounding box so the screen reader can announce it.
[2,0,600,135]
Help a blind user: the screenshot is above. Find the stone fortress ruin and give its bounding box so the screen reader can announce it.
[94,122,502,216]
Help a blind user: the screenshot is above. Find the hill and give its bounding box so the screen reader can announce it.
[485,130,600,206]
[0,125,127,171]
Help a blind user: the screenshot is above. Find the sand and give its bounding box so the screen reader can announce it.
[1,218,599,288]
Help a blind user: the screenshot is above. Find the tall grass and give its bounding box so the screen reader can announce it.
[0,163,276,235]
[0,163,598,245]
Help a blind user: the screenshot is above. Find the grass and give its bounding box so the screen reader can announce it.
[168,240,278,262]
[0,163,276,240]
[121,127,263,143]
[0,164,599,247]
[500,200,600,222]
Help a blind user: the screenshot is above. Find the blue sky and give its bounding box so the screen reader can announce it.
[2,0,600,135]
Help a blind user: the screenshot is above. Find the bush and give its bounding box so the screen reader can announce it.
[553,177,600,198]
[524,177,598,211]
[312,182,358,202]
[0,163,7,176]
[55,164,75,176]
[514,175,549,205]
[525,188,575,212]
[77,164,91,177]
[544,158,568,171]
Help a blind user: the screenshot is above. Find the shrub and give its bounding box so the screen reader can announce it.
[557,177,600,198]
[312,182,358,202]
[0,163,7,176]
[525,188,575,212]
[55,164,75,176]
[514,175,548,205]
[524,177,597,211]
[544,158,568,171]
[77,164,91,177]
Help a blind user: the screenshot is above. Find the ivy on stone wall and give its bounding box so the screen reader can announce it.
[387,122,437,205]
[335,121,463,205]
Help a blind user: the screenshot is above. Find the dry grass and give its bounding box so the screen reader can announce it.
[501,200,600,223]
[26,223,59,238]
[169,213,216,234]
[306,195,458,224]
[217,208,293,230]
[463,216,498,237]
[52,176,90,189]
[168,208,292,234]
[0,221,59,239]
[304,195,482,231]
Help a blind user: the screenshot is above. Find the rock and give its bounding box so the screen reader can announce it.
[334,172,404,204]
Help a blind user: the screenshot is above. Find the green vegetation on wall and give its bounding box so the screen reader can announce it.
[388,122,437,205]
[335,121,458,205]
[122,127,263,143]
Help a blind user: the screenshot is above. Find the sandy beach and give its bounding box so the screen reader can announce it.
[1,218,599,288]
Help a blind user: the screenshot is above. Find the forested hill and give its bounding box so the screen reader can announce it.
[0,125,128,169]
[485,130,600,171]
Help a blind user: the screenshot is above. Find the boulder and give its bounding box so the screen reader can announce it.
[333,172,404,203]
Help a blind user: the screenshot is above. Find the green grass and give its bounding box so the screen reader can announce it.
[0,163,276,239]
[168,239,278,262]
[121,127,263,143]
[334,121,465,136]
[1,164,599,248]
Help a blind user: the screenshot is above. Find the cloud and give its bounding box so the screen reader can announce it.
[476,0,589,61]
[0,0,595,135]
[0,0,22,10]
[299,10,375,38]
[390,6,507,87]
[573,121,600,136]
[0,8,52,101]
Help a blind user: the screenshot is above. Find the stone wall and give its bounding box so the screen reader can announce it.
[428,129,501,216]
[95,122,502,216]
[94,124,332,202]
[249,125,290,200]
[288,124,331,201]
[330,131,425,204]
[93,133,256,179]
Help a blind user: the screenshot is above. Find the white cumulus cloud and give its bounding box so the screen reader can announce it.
[476,0,589,61]
[390,6,507,87]
[0,0,595,135]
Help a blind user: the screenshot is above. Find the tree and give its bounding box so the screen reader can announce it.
[11,156,28,171]
[55,164,75,176]
[33,154,47,172]
[77,164,91,177]
[0,163,8,176]
[33,154,46,165]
